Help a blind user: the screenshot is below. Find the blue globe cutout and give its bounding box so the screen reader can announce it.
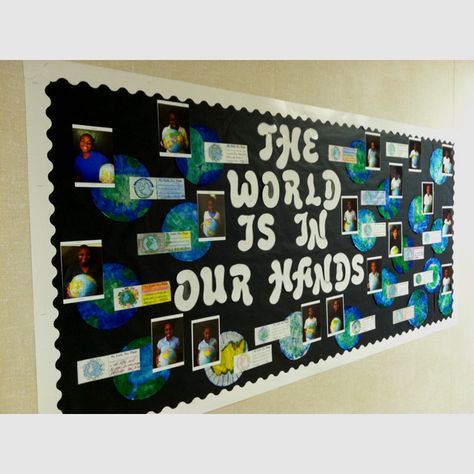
[335,306,362,350]
[377,179,401,219]
[408,289,429,328]
[162,202,211,262]
[91,155,153,222]
[430,148,447,185]
[423,257,442,294]
[351,208,377,252]
[408,196,431,234]
[77,263,140,330]
[431,218,449,254]
[438,291,453,316]
[279,311,310,360]
[175,126,224,186]
[374,268,398,307]
[113,337,170,401]
[345,139,372,184]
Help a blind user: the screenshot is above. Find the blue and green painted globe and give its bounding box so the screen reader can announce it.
[68,274,98,298]
[77,263,140,330]
[392,235,414,274]
[351,208,377,252]
[335,306,361,350]
[438,291,453,316]
[91,155,152,222]
[423,257,442,294]
[377,179,400,219]
[113,337,170,401]
[374,268,398,307]
[175,126,224,186]
[345,139,371,184]
[430,148,447,185]
[431,218,449,254]
[408,289,429,328]
[279,311,310,360]
[161,202,211,262]
[408,196,431,234]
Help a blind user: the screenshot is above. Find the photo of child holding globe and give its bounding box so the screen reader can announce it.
[365,132,381,170]
[442,207,454,237]
[388,222,403,258]
[60,240,104,304]
[151,314,185,373]
[191,316,220,371]
[72,124,114,188]
[409,138,421,172]
[197,190,226,241]
[341,196,358,235]
[326,295,345,337]
[302,301,322,344]
[366,256,382,295]
[157,100,191,158]
[441,264,453,295]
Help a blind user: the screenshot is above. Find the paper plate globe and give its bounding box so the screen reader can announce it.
[335,306,361,350]
[373,268,398,307]
[351,208,377,252]
[279,311,310,360]
[91,155,152,222]
[162,128,186,153]
[438,291,453,316]
[430,148,447,185]
[68,274,98,299]
[345,139,372,184]
[408,196,431,234]
[175,126,224,186]
[377,179,400,219]
[205,331,247,387]
[392,235,414,274]
[423,257,442,294]
[161,202,211,262]
[431,218,449,254]
[408,289,429,327]
[113,337,170,401]
[77,263,140,330]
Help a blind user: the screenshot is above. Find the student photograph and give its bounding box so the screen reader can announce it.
[151,314,185,372]
[302,301,322,344]
[422,181,434,215]
[192,316,220,371]
[341,196,358,235]
[72,124,114,187]
[326,295,345,337]
[365,132,381,170]
[60,240,104,303]
[388,222,403,258]
[157,100,191,157]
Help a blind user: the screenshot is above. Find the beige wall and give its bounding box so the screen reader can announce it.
[1,60,472,413]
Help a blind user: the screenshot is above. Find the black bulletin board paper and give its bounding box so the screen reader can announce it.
[25,62,455,413]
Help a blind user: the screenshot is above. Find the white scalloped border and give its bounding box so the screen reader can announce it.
[23,60,456,414]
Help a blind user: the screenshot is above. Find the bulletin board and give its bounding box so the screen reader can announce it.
[24,61,456,413]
